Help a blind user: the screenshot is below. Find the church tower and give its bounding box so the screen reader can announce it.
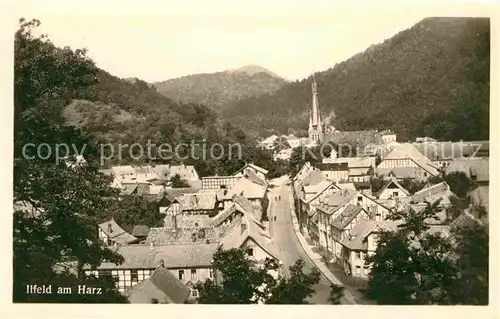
[308,74,323,144]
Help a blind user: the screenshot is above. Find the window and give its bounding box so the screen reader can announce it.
[209,268,214,279]
[178,269,184,280]
[106,238,112,246]
[355,266,361,274]
[191,268,197,280]
[248,248,254,256]
[355,252,361,260]
[131,270,138,283]
[357,196,363,202]
[191,289,199,297]
[424,172,428,177]
[393,191,398,197]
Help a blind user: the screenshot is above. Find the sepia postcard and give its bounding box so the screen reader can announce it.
[2,0,498,318]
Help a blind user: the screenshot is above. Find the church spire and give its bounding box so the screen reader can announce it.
[308,72,323,144]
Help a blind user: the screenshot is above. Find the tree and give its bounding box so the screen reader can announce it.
[366,200,457,304]
[399,178,425,195]
[170,173,190,188]
[195,247,320,304]
[449,220,488,305]
[328,284,345,304]
[444,171,474,199]
[369,175,385,194]
[14,18,126,302]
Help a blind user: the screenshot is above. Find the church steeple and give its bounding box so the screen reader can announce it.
[308,73,323,144]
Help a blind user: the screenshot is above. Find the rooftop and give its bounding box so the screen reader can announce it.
[123,265,191,304]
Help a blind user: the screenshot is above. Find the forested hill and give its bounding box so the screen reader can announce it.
[221,17,490,142]
[63,69,279,177]
[152,67,288,109]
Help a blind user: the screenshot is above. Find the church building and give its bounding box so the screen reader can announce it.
[308,75,324,144]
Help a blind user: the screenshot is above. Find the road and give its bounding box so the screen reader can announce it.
[267,178,333,304]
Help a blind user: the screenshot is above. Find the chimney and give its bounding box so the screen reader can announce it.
[108,223,113,234]
[159,259,165,268]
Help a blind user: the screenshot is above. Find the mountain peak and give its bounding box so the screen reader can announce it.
[227,65,282,78]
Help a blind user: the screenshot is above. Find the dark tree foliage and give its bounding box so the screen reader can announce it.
[367,199,488,305]
[366,201,456,304]
[14,18,127,302]
[110,196,164,233]
[449,222,489,305]
[370,176,385,194]
[221,18,489,142]
[444,171,475,199]
[170,174,190,188]
[399,178,425,195]
[153,69,287,110]
[195,247,320,304]
[328,284,345,304]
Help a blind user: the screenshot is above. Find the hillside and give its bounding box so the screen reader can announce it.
[62,69,280,177]
[221,18,490,142]
[152,66,288,109]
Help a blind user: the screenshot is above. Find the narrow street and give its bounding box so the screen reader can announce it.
[267,179,335,304]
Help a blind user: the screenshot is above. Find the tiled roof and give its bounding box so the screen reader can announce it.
[132,225,150,237]
[163,188,198,202]
[235,163,269,175]
[323,130,380,148]
[146,227,221,245]
[243,169,268,187]
[99,219,137,245]
[123,265,191,304]
[177,193,217,211]
[323,157,376,168]
[210,200,262,228]
[316,189,358,215]
[412,182,453,205]
[93,243,219,269]
[340,219,397,250]
[224,177,267,199]
[303,180,334,203]
[219,215,280,260]
[445,158,489,182]
[349,167,372,176]
[301,170,327,186]
[316,162,349,171]
[381,143,440,176]
[330,205,365,229]
[413,141,489,161]
[293,162,313,182]
[353,181,371,190]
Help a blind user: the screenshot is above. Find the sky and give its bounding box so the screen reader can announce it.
[9,0,493,82]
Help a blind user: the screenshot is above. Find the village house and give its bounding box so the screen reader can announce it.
[285,134,301,148]
[293,162,315,183]
[375,177,410,201]
[234,163,269,181]
[158,187,199,213]
[210,195,264,228]
[161,192,220,219]
[376,143,440,181]
[316,162,350,183]
[219,214,283,279]
[293,170,328,229]
[329,205,371,262]
[122,262,192,304]
[380,130,397,144]
[338,219,398,278]
[201,175,240,191]
[98,219,137,246]
[315,189,393,251]
[259,135,279,150]
[84,243,218,298]
[273,148,294,161]
[217,175,267,211]
[322,153,376,182]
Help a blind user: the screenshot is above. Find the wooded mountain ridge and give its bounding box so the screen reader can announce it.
[220,17,490,142]
[153,66,287,109]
